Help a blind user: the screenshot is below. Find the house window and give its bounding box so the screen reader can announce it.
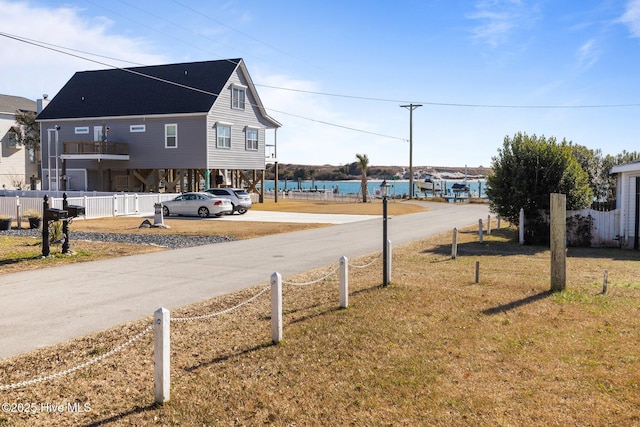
[217,124,231,148]
[246,128,258,151]
[7,131,19,147]
[75,127,89,134]
[130,125,146,133]
[232,85,246,110]
[165,124,177,148]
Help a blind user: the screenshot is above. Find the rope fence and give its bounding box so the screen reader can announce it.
[0,243,393,406]
[170,286,271,322]
[282,263,341,286]
[348,252,382,269]
[0,324,153,391]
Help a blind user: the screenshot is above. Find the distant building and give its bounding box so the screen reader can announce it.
[611,160,640,249]
[36,58,281,194]
[0,94,39,190]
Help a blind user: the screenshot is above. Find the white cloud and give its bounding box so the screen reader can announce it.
[576,38,600,69]
[619,0,640,37]
[467,0,541,48]
[0,0,167,101]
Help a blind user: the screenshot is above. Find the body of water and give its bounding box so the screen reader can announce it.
[262,179,487,198]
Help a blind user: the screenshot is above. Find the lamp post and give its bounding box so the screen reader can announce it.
[400,104,422,199]
[381,179,390,287]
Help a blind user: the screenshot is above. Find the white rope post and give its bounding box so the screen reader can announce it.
[271,272,283,344]
[519,208,525,244]
[478,219,483,243]
[154,307,170,404]
[339,256,348,308]
[452,227,458,259]
[386,240,392,284]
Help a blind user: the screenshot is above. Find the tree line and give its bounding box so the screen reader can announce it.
[265,163,397,181]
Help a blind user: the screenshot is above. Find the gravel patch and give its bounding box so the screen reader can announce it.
[1,229,235,249]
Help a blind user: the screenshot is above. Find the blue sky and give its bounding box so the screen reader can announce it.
[1,0,639,168]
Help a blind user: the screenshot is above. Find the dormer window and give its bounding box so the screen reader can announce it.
[232,84,246,110]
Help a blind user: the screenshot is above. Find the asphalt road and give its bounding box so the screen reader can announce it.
[0,202,489,359]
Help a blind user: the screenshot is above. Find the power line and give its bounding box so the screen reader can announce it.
[0,31,402,141]
[0,33,147,67]
[77,2,640,110]
[255,84,640,109]
[4,27,636,112]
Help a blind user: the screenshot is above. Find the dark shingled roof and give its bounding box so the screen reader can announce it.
[37,59,242,120]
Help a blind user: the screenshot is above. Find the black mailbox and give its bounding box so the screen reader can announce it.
[46,208,68,221]
[66,205,86,218]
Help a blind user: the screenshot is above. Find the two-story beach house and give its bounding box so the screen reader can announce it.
[0,94,39,190]
[36,58,281,196]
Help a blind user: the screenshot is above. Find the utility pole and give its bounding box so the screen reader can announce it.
[400,104,422,199]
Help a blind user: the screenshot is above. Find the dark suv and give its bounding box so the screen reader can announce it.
[205,188,252,214]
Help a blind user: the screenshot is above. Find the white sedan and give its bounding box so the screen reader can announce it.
[162,192,233,218]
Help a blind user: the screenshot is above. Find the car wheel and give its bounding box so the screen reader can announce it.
[198,207,209,218]
[162,206,170,216]
[236,207,247,215]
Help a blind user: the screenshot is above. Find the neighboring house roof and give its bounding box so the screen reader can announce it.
[610,159,640,174]
[36,58,280,127]
[0,94,36,115]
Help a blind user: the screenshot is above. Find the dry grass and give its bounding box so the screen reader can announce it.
[1,225,640,426]
[0,237,166,275]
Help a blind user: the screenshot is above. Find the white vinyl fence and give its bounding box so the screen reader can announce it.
[525,207,621,248]
[0,190,177,220]
[567,208,621,247]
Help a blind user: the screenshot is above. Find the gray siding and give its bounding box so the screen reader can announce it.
[41,116,209,171]
[206,68,270,170]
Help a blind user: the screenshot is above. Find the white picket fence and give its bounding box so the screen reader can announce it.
[0,191,177,220]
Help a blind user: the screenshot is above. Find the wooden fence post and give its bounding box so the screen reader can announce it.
[550,193,566,292]
[487,215,491,235]
[340,256,348,308]
[478,219,483,243]
[452,228,458,259]
[475,261,480,283]
[154,307,170,404]
[271,272,283,343]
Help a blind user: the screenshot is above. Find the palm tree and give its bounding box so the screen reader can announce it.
[355,153,369,203]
